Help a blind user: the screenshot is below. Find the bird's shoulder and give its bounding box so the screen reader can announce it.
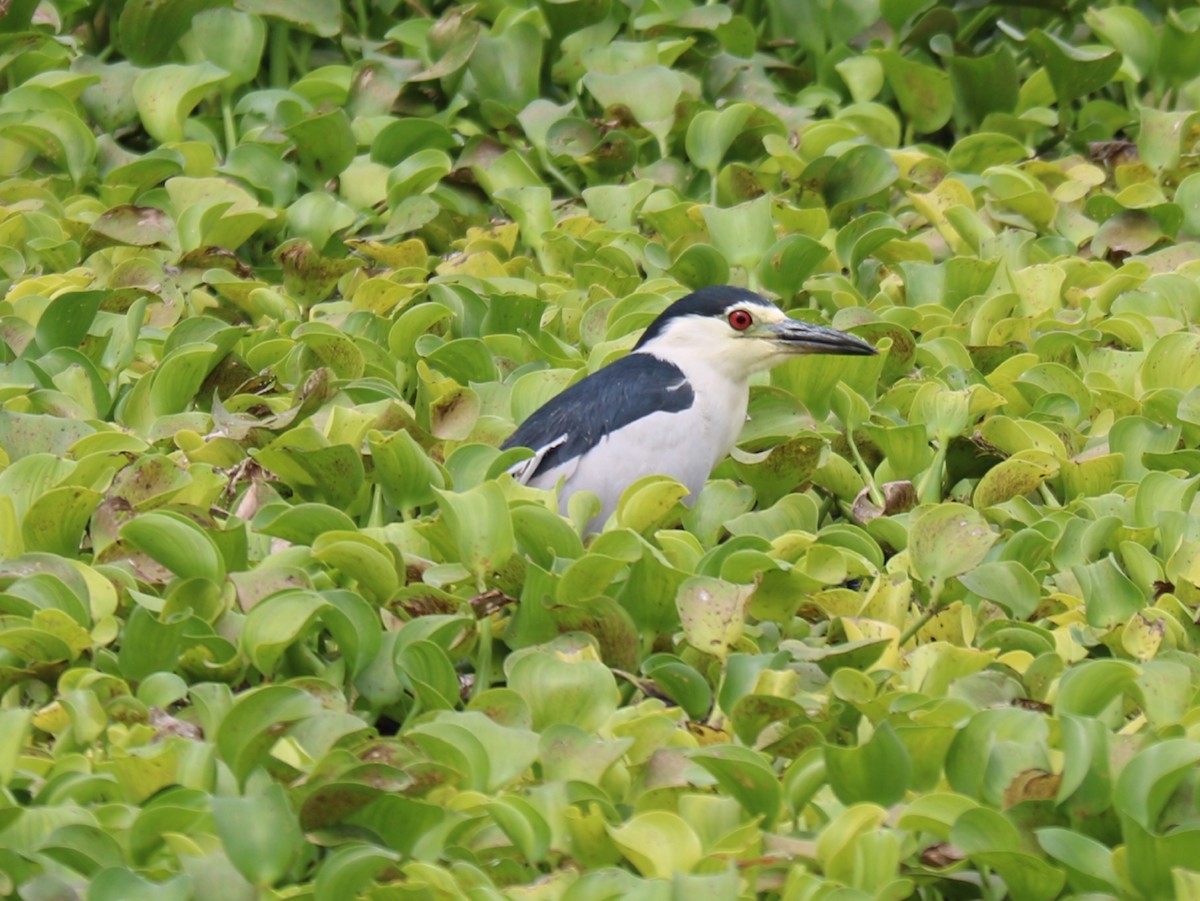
[502,352,695,479]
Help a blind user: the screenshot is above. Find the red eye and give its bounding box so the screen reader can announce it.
[728,309,753,331]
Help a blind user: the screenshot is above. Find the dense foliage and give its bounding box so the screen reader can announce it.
[3,0,1200,897]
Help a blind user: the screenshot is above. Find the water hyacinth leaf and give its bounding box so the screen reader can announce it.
[117,604,190,681]
[1113,739,1200,831]
[216,685,323,783]
[690,744,782,826]
[825,720,913,807]
[312,845,401,901]
[81,205,174,257]
[133,63,228,144]
[276,239,362,307]
[120,512,226,582]
[253,440,365,510]
[972,454,1056,509]
[1092,210,1163,258]
[0,0,38,32]
[814,803,890,884]
[702,196,776,271]
[287,191,357,250]
[117,0,227,65]
[908,503,996,590]
[149,344,218,416]
[88,870,192,901]
[191,9,267,89]
[685,103,755,176]
[0,708,33,787]
[823,144,899,215]
[238,0,341,37]
[312,534,400,603]
[284,107,356,186]
[670,242,731,290]
[213,784,305,887]
[240,589,329,676]
[386,149,452,205]
[642,655,712,719]
[255,503,356,546]
[1056,670,1137,744]
[488,795,551,863]
[607,811,702,878]
[957,561,1040,620]
[468,22,544,112]
[1071,556,1144,629]
[372,119,457,166]
[32,290,105,355]
[613,477,689,534]
[433,483,514,588]
[22,486,103,557]
[582,66,682,156]
[370,431,446,514]
[1036,828,1120,894]
[951,808,1066,901]
[946,133,1029,174]
[757,234,831,296]
[399,640,463,712]
[675,575,752,662]
[1026,29,1122,108]
[505,645,620,732]
[872,50,953,134]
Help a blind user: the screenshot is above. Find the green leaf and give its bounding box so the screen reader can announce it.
[284,107,356,186]
[583,66,682,156]
[825,721,913,807]
[33,290,105,354]
[191,9,267,89]
[957,560,1041,619]
[1026,28,1122,108]
[1113,739,1200,830]
[506,644,620,732]
[685,103,755,175]
[907,504,997,593]
[215,685,322,783]
[690,744,783,827]
[675,575,752,663]
[120,511,226,582]
[607,811,702,878]
[872,50,954,134]
[133,63,229,144]
[951,808,1066,901]
[117,0,229,66]
[823,144,898,214]
[237,0,341,36]
[702,195,776,271]
[213,784,304,887]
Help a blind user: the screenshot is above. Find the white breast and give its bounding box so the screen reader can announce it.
[529,360,749,533]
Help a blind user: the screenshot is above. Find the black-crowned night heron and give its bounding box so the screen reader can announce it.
[503,286,876,531]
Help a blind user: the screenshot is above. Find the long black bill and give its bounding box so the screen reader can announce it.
[769,319,877,355]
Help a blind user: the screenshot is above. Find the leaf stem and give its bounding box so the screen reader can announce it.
[898,604,937,646]
[473,615,493,700]
[898,580,941,646]
[539,151,581,197]
[269,23,289,89]
[221,93,237,158]
[847,429,884,508]
[1037,481,1060,508]
[915,443,946,504]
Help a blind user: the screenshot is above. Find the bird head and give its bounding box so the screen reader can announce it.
[634,286,876,378]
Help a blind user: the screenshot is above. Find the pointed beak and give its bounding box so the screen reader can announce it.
[765,319,877,356]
